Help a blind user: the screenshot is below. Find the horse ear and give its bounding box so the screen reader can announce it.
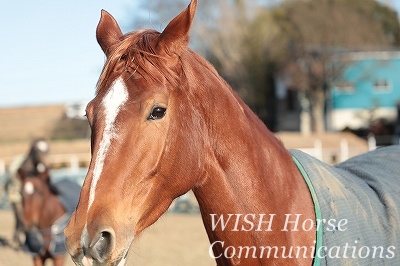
[156,0,197,56]
[96,10,123,57]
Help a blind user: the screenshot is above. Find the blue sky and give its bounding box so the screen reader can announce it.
[1,1,137,107]
[1,1,400,108]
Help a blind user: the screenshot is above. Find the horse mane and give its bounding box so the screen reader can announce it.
[97,30,182,93]
[96,25,236,99]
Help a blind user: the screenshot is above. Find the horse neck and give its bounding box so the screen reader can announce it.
[190,69,315,256]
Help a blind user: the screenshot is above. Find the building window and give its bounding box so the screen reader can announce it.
[373,80,391,93]
[335,82,354,93]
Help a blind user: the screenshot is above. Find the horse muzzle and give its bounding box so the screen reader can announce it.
[66,226,129,266]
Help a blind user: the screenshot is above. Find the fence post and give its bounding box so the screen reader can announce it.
[0,159,5,176]
[340,139,349,162]
[314,139,323,161]
[70,155,79,171]
[368,134,376,151]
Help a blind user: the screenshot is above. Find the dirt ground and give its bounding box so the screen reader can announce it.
[0,210,215,266]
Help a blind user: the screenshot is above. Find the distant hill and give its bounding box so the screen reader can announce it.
[0,105,65,143]
[0,104,90,142]
[0,105,91,167]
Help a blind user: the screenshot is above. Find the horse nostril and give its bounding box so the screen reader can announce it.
[89,229,115,263]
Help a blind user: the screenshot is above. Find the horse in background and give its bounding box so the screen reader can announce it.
[17,139,80,266]
[19,167,81,266]
[4,138,50,248]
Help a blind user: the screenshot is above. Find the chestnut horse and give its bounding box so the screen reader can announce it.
[19,168,67,266]
[6,138,50,247]
[20,166,81,266]
[65,0,400,265]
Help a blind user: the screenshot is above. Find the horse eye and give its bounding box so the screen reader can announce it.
[148,107,166,120]
[120,54,127,61]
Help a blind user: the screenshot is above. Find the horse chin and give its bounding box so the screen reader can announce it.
[116,256,128,266]
[112,246,131,266]
[74,252,128,266]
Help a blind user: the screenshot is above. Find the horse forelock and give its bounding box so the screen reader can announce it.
[95,26,229,113]
[96,29,182,95]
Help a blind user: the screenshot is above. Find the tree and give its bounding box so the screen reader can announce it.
[270,0,400,133]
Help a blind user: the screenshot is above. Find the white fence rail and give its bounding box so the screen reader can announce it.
[46,153,91,169]
[299,134,398,165]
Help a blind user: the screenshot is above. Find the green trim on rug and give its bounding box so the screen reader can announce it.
[292,155,322,266]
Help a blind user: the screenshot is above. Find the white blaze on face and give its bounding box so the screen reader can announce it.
[87,77,129,212]
[24,181,35,195]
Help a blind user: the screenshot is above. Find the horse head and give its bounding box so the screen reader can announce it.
[65,1,207,264]
[19,166,59,231]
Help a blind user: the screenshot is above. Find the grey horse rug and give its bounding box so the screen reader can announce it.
[23,179,80,256]
[291,145,400,266]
